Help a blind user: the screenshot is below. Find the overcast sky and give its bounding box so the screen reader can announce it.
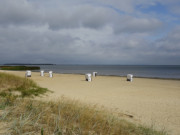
[0,0,180,65]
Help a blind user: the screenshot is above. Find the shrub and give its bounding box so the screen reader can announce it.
[0,66,40,70]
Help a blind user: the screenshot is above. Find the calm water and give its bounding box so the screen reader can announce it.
[38,65,180,79]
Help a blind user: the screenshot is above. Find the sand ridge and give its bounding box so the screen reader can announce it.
[1,70,180,135]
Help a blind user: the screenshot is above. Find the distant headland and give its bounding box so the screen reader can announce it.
[0,63,55,70]
[3,63,56,65]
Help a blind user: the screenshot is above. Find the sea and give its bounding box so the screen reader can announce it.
[1,64,180,79]
[37,65,180,79]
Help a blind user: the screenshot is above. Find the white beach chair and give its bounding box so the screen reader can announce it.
[85,73,92,82]
[93,72,97,77]
[40,70,44,76]
[49,71,53,78]
[26,70,31,77]
[127,74,133,82]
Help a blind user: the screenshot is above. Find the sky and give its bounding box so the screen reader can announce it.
[0,0,180,65]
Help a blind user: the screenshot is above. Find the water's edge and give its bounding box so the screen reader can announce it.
[1,65,180,80]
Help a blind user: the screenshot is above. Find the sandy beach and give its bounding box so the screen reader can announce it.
[1,70,180,135]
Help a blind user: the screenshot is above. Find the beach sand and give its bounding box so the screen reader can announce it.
[1,70,180,135]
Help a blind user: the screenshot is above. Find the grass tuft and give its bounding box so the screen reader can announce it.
[0,72,50,99]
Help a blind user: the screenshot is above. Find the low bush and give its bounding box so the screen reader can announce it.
[0,66,40,70]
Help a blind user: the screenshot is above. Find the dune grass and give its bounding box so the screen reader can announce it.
[0,98,167,135]
[0,72,168,135]
[0,72,49,99]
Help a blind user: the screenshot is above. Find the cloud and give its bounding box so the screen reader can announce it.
[0,0,179,65]
[157,0,180,15]
[0,0,42,26]
[155,27,180,53]
[113,16,162,34]
[0,25,77,63]
[46,5,111,30]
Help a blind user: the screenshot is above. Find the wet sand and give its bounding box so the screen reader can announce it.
[1,70,180,135]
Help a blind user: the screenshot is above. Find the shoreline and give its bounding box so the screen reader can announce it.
[59,73,180,80]
[2,69,180,80]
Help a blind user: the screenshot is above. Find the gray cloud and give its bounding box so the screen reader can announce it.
[155,27,180,53]
[0,25,77,63]
[46,5,112,30]
[114,16,162,34]
[0,0,42,26]
[0,0,179,65]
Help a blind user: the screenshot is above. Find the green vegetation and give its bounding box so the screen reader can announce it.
[0,72,167,135]
[0,72,49,99]
[0,66,40,70]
